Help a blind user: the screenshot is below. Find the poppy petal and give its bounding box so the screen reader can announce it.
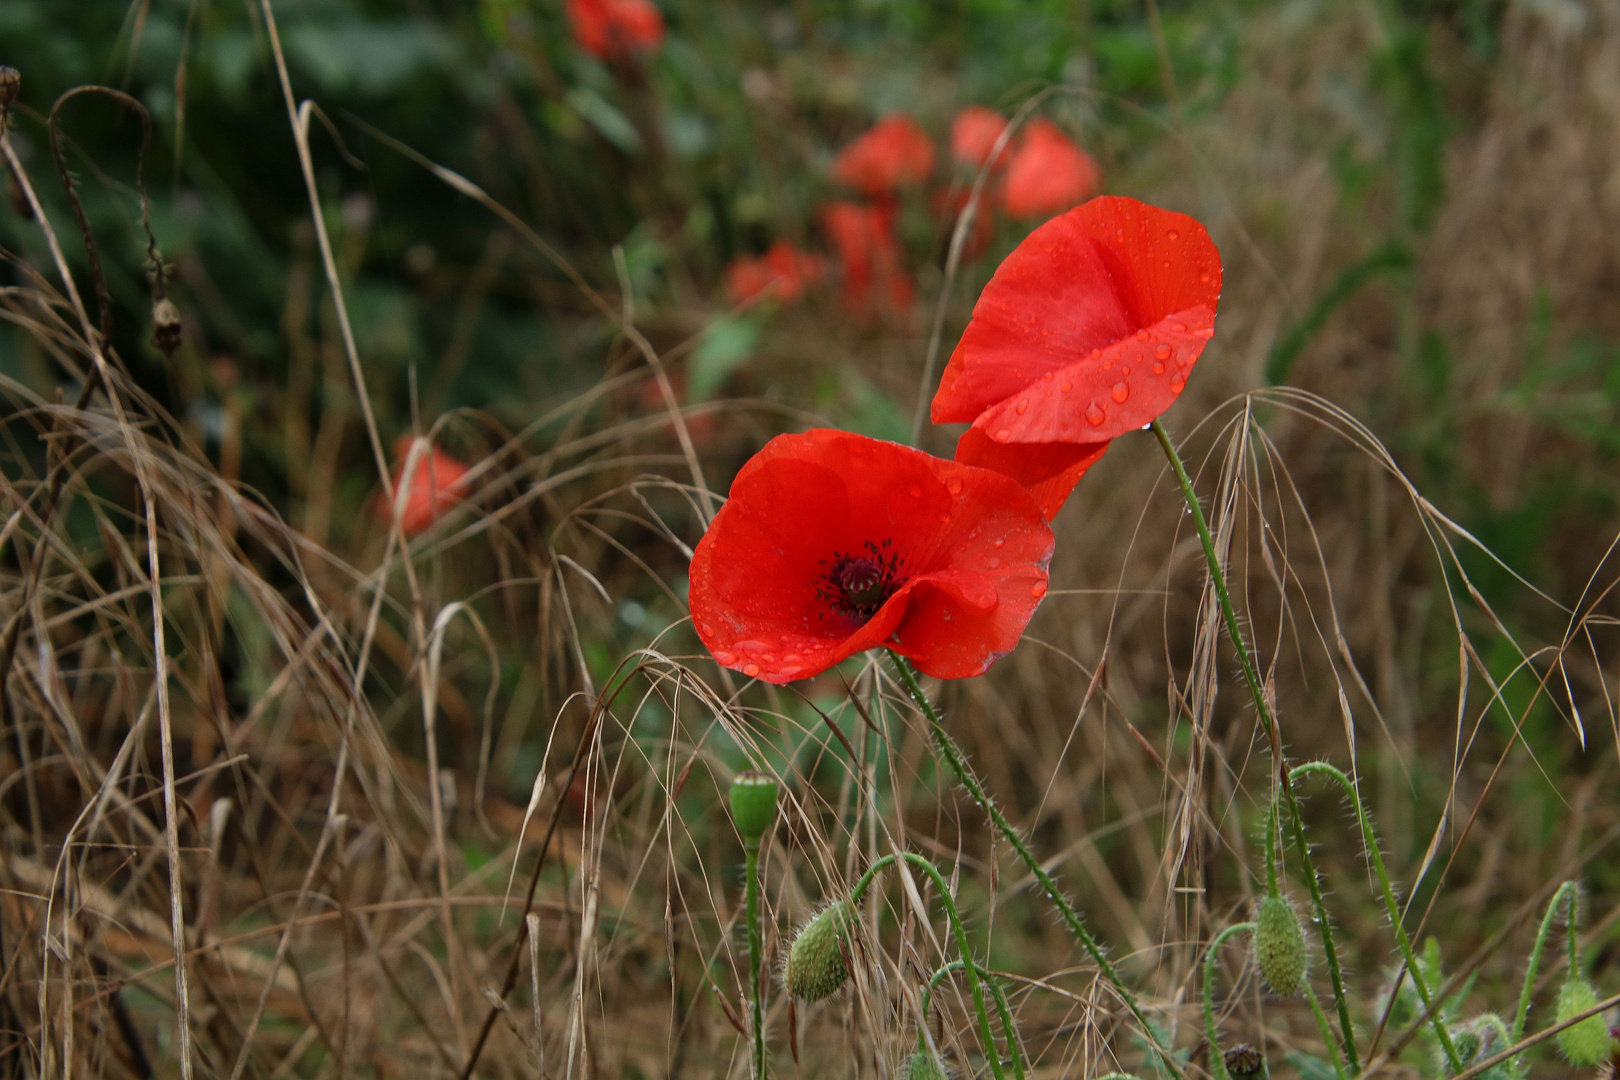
[953,428,1109,521]
[931,196,1221,439]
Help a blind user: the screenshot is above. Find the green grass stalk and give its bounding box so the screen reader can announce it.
[1203,922,1257,1080]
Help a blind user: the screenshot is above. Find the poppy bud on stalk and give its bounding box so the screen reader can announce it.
[729,771,778,848]
[903,1048,950,1080]
[1254,893,1309,997]
[784,901,851,1001]
[1555,977,1614,1066]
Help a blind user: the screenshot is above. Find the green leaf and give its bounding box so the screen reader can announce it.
[566,88,644,154]
[1285,1051,1340,1080]
[687,316,761,401]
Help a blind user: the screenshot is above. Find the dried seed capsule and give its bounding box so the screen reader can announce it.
[1222,1043,1264,1079]
[152,298,183,357]
[0,66,19,109]
[1254,893,1309,997]
[784,901,849,1002]
[729,771,779,848]
[1555,978,1614,1067]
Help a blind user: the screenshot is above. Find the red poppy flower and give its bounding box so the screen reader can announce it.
[689,429,1054,683]
[567,0,665,62]
[950,107,1010,170]
[832,115,936,197]
[821,201,914,322]
[380,436,472,536]
[932,196,1221,516]
[724,241,826,305]
[1002,119,1100,220]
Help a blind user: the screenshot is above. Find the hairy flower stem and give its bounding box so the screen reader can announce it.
[745,842,766,1079]
[921,960,1029,1080]
[1149,419,1360,1074]
[851,851,1007,1080]
[885,652,1182,1079]
[1512,881,1579,1043]
[1203,922,1256,1080]
[1290,762,1462,1073]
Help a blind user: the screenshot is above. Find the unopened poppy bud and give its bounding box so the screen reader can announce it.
[152,298,183,357]
[0,66,19,109]
[903,1048,950,1080]
[1255,893,1309,997]
[1555,977,1614,1066]
[784,901,849,1002]
[729,771,778,847]
[1222,1043,1264,1079]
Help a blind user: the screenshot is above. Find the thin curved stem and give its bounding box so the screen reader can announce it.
[1150,419,1358,1074]
[886,651,1183,1079]
[1513,882,1578,1042]
[1306,984,1351,1080]
[850,851,1007,1080]
[1289,762,1461,1073]
[745,843,766,1079]
[1203,922,1256,1080]
[920,960,1029,1080]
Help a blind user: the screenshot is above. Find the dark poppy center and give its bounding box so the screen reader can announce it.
[816,539,904,620]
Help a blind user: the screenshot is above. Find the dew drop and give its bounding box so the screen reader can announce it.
[1060,380,1073,392]
[1016,400,1029,415]
[1030,581,1048,599]
[1161,259,1171,269]
[1085,403,1106,427]
[988,556,1001,568]
[778,664,801,677]
[995,429,1012,442]
[712,651,736,665]
[1153,361,1165,374]
[738,639,772,654]
[1111,381,1130,404]
[1043,371,1055,382]
[1155,343,1171,360]
[1172,322,1187,333]
[908,484,922,498]
[1167,229,1180,240]
[743,663,761,677]
[783,653,802,664]
[1199,272,1211,284]
[938,512,950,523]
[994,538,1005,548]
[1170,374,1186,394]
[946,477,963,494]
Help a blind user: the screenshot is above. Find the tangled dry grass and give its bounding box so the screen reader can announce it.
[3,2,1620,1078]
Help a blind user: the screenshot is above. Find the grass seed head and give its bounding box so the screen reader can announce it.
[785,900,850,1002]
[1255,893,1309,997]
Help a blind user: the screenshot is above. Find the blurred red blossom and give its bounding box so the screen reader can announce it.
[949,106,1010,170]
[724,241,827,305]
[1002,119,1100,220]
[932,186,998,263]
[381,436,472,536]
[933,196,1222,517]
[821,201,914,323]
[567,0,665,61]
[832,115,936,196]
[688,429,1053,683]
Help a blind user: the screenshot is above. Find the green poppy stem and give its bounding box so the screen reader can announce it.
[1512,881,1579,1043]
[1149,418,1360,1074]
[1203,922,1257,1080]
[744,841,766,1079]
[885,651,1182,1079]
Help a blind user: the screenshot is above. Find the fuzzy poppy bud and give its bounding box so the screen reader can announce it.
[1222,1043,1264,1079]
[1555,977,1614,1066]
[729,771,779,847]
[784,901,850,1002]
[1255,893,1309,997]
[0,66,19,109]
[152,298,183,357]
[903,1048,950,1080]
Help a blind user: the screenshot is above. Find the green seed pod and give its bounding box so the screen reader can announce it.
[1222,1043,1264,1079]
[903,1048,950,1080]
[729,770,779,847]
[1254,893,1309,997]
[1555,978,1614,1067]
[784,901,850,1001]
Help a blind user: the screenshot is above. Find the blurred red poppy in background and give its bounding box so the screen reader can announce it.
[567,0,665,61]
[932,186,997,263]
[688,429,1054,683]
[382,436,472,536]
[821,201,914,322]
[932,196,1222,517]
[1002,119,1100,220]
[950,106,1010,170]
[832,115,936,197]
[724,240,827,305]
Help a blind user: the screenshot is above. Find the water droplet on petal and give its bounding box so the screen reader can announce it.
[1172,322,1187,333]
[908,484,922,498]
[988,556,1000,568]
[1085,403,1106,426]
[1031,582,1048,599]
[1199,271,1211,284]
[778,664,801,677]
[743,663,761,677]
[1170,374,1186,394]
[1155,344,1171,360]
[1060,380,1073,392]
[995,429,1012,442]
[1111,381,1130,404]
[938,512,950,523]
[713,651,736,665]
[1153,362,1165,374]
[946,477,963,494]
[1161,259,1171,269]
[1043,371,1055,382]
[1167,229,1180,240]
[738,639,772,654]
[783,653,802,664]
[1015,400,1029,415]
[994,538,1005,548]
